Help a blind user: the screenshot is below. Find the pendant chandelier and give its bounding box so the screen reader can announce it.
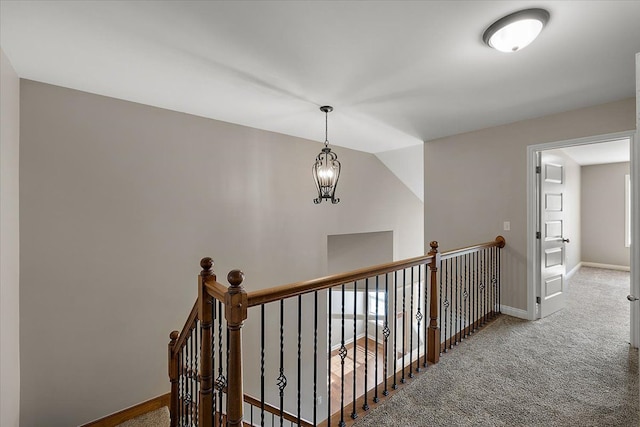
[312,106,341,204]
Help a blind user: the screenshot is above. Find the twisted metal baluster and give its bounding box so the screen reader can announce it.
[393,271,398,389]
[401,269,406,383]
[423,263,428,367]
[216,301,224,427]
[313,291,318,426]
[339,284,346,427]
[261,304,265,427]
[214,299,220,424]
[416,264,422,372]
[351,281,358,420]
[327,290,332,427]
[382,273,390,396]
[443,259,449,352]
[439,258,443,353]
[373,275,380,403]
[408,267,414,378]
[297,295,302,425]
[464,253,469,339]
[363,277,370,411]
[498,245,502,314]
[278,300,287,427]
[453,257,458,346]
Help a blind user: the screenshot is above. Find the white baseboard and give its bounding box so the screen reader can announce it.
[331,332,367,352]
[581,262,630,272]
[566,262,582,279]
[500,305,529,319]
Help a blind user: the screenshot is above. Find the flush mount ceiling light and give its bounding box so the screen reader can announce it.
[312,106,341,204]
[483,8,550,53]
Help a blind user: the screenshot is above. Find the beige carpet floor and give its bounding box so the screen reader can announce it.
[354,267,639,426]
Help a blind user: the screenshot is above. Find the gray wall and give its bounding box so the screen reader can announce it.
[0,48,21,427]
[581,162,631,267]
[19,80,424,426]
[424,98,635,311]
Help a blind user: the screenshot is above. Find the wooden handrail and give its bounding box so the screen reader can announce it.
[203,275,227,302]
[440,235,506,260]
[172,300,198,353]
[242,394,314,427]
[247,253,435,307]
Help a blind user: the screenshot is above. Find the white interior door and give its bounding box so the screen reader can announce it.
[539,152,569,317]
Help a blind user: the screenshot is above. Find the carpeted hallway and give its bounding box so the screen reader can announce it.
[354,267,639,427]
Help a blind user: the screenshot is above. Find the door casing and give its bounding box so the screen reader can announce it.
[526,130,638,347]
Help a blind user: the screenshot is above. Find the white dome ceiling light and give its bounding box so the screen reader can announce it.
[483,8,550,53]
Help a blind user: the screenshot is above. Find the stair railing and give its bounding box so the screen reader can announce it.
[169,236,505,427]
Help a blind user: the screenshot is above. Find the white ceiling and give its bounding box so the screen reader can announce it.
[1,1,639,154]
[560,138,630,166]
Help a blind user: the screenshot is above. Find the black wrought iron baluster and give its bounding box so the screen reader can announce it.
[179,347,183,426]
[498,245,502,314]
[261,304,265,427]
[383,274,390,397]
[438,258,443,353]
[297,295,302,425]
[496,246,499,316]
[493,246,498,317]
[373,275,380,404]
[187,329,191,427]
[470,253,474,335]
[472,251,477,333]
[196,320,200,419]
[486,248,490,321]
[363,277,370,411]
[401,268,406,384]
[481,249,487,325]
[464,253,469,339]
[423,263,428,368]
[211,302,216,425]
[451,256,460,345]
[416,264,422,372]
[491,246,497,319]
[454,257,459,346]
[217,301,224,427]
[447,258,453,350]
[226,327,230,425]
[393,271,398,389]
[313,291,318,426]
[339,283,346,427]
[327,289,332,427]
[409,266,414,378]
[441,258,446,353]
[278,300,287,427]
[351,281,358,420]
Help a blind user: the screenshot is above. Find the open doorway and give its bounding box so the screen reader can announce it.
[527,130,638,348]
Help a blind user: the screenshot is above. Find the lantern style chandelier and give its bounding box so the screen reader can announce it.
[312,106,341,204]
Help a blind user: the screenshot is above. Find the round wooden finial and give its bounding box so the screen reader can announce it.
[496,235,506,248]
[430,241,439,251]
[200,257,214,274]
[227,269,245,287]
[170,330,179,341]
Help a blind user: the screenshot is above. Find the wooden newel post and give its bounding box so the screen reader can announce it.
[168,330,179,427]
[225,269,248,427]
[199,258,216,427]
[427,241,441,364]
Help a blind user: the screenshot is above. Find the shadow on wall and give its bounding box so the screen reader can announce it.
[503,246,528,312]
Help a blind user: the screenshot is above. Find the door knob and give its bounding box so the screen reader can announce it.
[627,295,639,302]
[562,238,570,243]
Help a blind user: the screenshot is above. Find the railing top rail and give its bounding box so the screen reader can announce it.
[172,300,198,353]
[246,252,435,307]
[440,235,506,260]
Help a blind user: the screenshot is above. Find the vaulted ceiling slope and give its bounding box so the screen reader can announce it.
[1,1,639,154]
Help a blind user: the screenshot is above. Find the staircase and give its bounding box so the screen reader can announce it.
[168,236,506,426]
